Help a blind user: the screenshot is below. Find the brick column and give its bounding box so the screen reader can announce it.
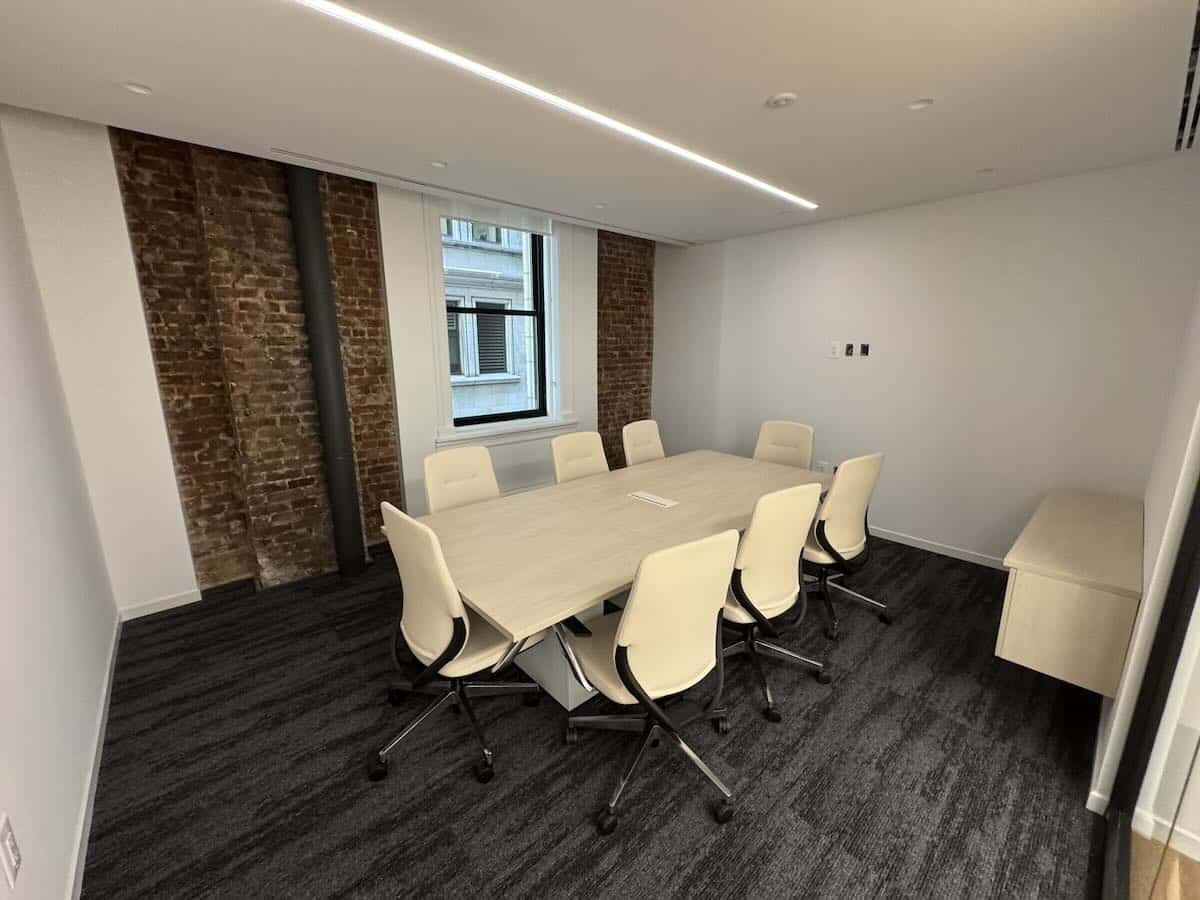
[597,230,656,468]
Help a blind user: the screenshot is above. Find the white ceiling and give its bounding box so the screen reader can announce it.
[0,0,1194,243]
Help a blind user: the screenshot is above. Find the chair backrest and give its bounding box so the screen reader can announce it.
[622,419,665,467]
[753,420,815,470]
[617,529,739,699]
[424,446,500,514]
[815,452,884,559]
[736,483,822,608]
[381,502,466,662]
[550,431,610,484]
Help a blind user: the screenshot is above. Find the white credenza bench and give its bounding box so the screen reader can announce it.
[995,490,1143,697]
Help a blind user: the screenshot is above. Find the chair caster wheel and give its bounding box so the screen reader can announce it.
[522,690,542,707]
[815,670,833,685]
[387,687,406,707]
[596,809,618,835]
[473,761,495,784]
[366,754,388,782]
[878,613,893,625]
[714,799,735,824]
[564,727,578,745]
[764,707,782,723]
[713,716,730,735]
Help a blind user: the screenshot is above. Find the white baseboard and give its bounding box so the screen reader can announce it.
[872,527,1005,570]
[70,614,121,899]
[1087,789,1110,815]
[1133,805,1200,862]
[119,587,202,621]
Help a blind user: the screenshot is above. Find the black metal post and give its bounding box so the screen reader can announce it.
[285,165,366,577]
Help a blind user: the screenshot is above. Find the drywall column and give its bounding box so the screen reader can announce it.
[286,165,366,576]
[0,105,199,617]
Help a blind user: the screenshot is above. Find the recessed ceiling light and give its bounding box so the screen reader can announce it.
[764,92,797,110]
[122,82,153,96]
[593,202,607,209]
[908,98,935,110]
[976,167,997,176]
[292,0,818,210]
[431,160,448,168]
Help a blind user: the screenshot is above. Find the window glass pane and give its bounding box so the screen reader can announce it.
[448,315,539,421]
[441,217,546,423]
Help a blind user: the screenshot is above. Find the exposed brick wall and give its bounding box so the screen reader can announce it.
[597,230,656,467]
[113,130,402,589]
[321,173,401,544]
[190,146,337,586]
[111,132,256,588]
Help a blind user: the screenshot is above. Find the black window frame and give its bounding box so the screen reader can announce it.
[445,233,548,427]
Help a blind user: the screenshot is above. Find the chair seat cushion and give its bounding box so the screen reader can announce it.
[408,609,545,678]
[566,613,638,705]
[722,587,797,625]
[802,534,866,567]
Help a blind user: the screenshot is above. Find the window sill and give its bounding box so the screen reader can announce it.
[434,414,580,450]
[450,374,521,386]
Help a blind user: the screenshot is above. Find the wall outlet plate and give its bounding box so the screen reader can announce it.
[843,342,855,357]
[860,343,870,357]
[0,814,19,889]
[816,460,831,473]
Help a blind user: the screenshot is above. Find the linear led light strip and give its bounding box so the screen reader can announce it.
[292,0,819,209]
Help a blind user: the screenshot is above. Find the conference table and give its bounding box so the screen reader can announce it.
[418,449,832,707]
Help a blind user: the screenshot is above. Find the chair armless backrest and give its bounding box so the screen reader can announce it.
[424,446,500,514]
[814,452,884,560]
[753,420,815,470]
[622,419,665,467]
[550,431,610,484]
[381,502,467,663]
[735,483,822,610]
[616,530,739,699]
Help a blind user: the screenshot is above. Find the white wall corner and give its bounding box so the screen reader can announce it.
[0,105,198,613]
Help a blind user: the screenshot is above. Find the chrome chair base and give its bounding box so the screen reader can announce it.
[367,676,541,783]
[723,624,830,721]
[565,699,734,833]
[805,569,892,640]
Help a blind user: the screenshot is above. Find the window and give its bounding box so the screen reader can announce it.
[441,218,548,426]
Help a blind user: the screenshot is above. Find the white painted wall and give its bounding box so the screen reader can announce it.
[378,185,598,517]
[0,106,198,617]
[0,122,119,900]
[1126,280,1200,854]
[654,153,1200,567]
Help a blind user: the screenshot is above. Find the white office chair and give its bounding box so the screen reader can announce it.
[424,446,500,514]
[550,431,609,484]
[563,529,740,834]
[723,484,831,721]
[367,502,543,784]
[622,419,665,467]
[801,452,888,640]
[753,420,815,470]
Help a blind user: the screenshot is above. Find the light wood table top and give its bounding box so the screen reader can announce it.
[1003,489,1143,598]
[419,450,832,641]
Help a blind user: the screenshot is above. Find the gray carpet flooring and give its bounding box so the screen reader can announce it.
[81,538,1103,899]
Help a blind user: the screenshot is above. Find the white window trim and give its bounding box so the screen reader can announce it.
[424,198,574,441]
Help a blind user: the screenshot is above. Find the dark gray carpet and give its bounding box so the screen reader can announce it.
[82,539,1103,899]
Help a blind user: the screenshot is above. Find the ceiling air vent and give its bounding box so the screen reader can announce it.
[1177,2,1200,150]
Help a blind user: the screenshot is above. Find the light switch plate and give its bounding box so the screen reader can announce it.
[0,814,19,889]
